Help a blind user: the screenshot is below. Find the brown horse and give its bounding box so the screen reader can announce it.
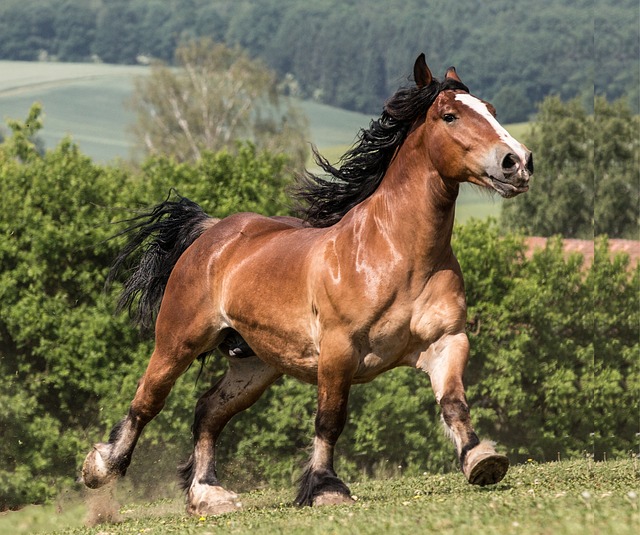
[82,54,532,515]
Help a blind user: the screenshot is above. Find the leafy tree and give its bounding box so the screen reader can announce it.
[593,97,640,238]
[2,102,46,160]
[588,239,639,456]
[129,38,309,168]
[1,0,638,120]
[0,0,56,60]
[0,106,139,509]
[502,95,638,239]
[501,96,594,238]
[595,0,640,109]
[0,106,295,509]
[455,221,637,462]
[133,143,293,219]
[53,0,96,61]
[92,0,144,64]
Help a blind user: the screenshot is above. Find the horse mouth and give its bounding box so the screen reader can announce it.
[485,175,529,198]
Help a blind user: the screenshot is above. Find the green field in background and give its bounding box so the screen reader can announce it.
[0,61,530,221]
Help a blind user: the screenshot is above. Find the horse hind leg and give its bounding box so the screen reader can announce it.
[82,339,203,489]
[182,355,281,516]
[419,333,508,486]
[82,279,223,490]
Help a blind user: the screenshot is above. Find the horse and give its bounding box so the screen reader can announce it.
[81,54,533,515]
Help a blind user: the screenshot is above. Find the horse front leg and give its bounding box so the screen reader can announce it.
[183,356,281,516]
[296,340,357,507]
[418,332,509,486]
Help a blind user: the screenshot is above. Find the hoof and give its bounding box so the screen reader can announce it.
[187,484,242,516]
[313,492,355,506]
[463,441,509,486]
[82,443,117,489]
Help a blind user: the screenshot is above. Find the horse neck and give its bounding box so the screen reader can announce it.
[361,133,459,266]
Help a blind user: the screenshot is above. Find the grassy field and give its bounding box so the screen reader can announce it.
[0,61,148,162]
[0,61,531,221]
[0,459,637,534]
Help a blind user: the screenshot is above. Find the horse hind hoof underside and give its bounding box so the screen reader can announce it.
[463,441,509,486]
[81,443,118,489]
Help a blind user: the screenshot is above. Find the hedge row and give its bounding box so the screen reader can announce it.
[0,108,637,509]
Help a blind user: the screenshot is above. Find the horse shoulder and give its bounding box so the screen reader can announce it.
[409,265,467,344]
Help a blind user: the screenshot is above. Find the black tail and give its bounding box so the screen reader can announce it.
[107,193,213,331]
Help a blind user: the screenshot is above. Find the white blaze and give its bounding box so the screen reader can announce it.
[454,93,528,163]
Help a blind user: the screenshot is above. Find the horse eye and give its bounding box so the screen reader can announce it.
[443,114,457,123]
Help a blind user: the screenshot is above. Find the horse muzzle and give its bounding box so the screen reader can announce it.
[484,148,533,198]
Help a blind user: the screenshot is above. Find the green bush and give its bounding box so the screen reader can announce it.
[0,106,293,509]
[0,107,637,509]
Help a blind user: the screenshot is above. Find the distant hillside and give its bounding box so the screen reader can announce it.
[0,0,637,121]
[0,61,370,162]
[0,61,509,222]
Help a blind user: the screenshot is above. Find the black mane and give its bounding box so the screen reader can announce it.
[292,77,469,228]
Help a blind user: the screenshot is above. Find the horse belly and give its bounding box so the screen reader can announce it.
[218,234,321,383]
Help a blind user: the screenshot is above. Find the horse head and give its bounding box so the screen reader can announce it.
[414,54,533,198]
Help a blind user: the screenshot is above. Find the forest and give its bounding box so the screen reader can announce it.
[0,0,638,121]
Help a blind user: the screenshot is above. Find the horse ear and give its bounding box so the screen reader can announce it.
[414,53,432,88]
[445,66,462,83]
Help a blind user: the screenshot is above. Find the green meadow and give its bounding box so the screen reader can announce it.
[0,459,637,535]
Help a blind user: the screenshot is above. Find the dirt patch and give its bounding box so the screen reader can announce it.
[525,238,639,268]
[84,480,122,526]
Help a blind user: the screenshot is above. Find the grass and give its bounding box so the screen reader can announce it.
[0,61,148,163]
[0,459,637,534]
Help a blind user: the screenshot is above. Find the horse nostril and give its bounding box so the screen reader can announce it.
[501,153,518,173]
[526,153,534,174]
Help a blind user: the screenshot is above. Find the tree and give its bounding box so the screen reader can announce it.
[0,105,295,509]
[502,95,638,239]
[92,0,143,64]
[0,106,138,509]
[3,102,45,159]
[53,0,97,61]
[129,38,309,168]
[593,97,639,238]
[501,96,594,238]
